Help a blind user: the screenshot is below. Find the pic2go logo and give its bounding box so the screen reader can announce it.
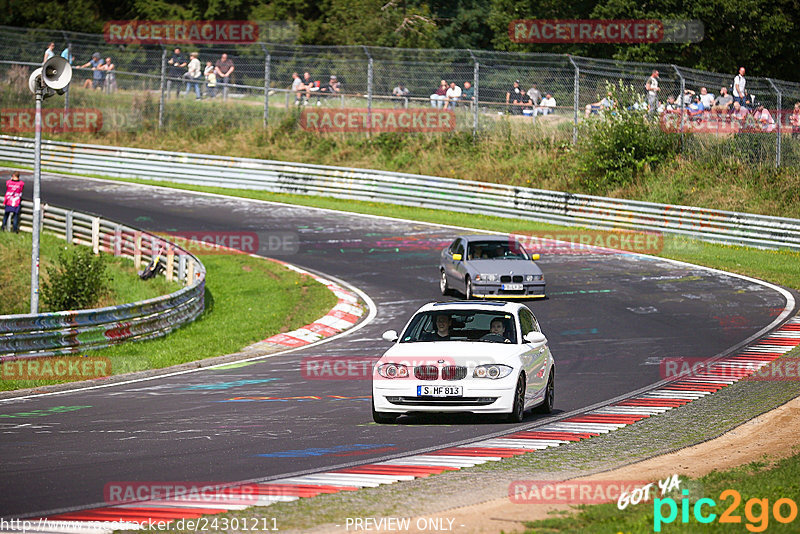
[654,489,798,532]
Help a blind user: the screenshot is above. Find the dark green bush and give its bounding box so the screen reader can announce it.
[578,81,679,192]
[42,246,109,311]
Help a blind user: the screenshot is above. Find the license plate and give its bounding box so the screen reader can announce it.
[417,385,463,397]
[502,283,523,290]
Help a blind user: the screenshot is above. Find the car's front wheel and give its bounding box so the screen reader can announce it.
[505,374,526,423]
[465,276,474,300]
[533,370,554,414]
[372,398,397,424]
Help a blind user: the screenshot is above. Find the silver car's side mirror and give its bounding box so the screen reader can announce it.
[382,330,399,342]
[523,331,547,345]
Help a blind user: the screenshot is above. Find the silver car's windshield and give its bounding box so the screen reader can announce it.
[467,240,528,260]
[400,310,518,343]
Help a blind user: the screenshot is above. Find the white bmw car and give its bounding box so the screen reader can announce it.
[372,301,555,423]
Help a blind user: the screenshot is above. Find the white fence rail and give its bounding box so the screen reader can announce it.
[0,201,205,359]
[1,135,799,250]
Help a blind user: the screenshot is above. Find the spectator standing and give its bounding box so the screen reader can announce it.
[712,87,733,114]
[392,82,409,108]
[79,52,105,90]
[535,93,556,116]
[733,67,747,106]
[214,53,235,100]
[645,70,660,113]
[462,81,475,105]
[204,61,217,98]
[2,171,24,233]
[60,47,73,65]
[430,80,447,109]
[102,57,116,93]
[527,83,542,106]
[506,79,522,112]
[184,51,202,100]
[445,81,461,109]
[43,42,55,63]
[167,48,186,98]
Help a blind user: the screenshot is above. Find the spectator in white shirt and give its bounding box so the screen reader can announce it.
[733,67,747,105]
[535,93,556,116]
[445,82,462,109]
[699,87,714,110]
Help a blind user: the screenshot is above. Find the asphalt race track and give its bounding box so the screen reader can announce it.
[0,173,794,518]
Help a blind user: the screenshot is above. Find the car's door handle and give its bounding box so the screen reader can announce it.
[538,348,546,353]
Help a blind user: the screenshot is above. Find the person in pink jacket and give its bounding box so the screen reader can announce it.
[3,171,24,233]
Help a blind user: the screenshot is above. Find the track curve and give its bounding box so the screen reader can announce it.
[0,172,793,517]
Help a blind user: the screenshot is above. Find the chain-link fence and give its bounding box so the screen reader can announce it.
[1,24,799,167]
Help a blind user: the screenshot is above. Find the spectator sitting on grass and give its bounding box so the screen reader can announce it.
[699,87,714,110]
[658,95,677,113]
[535,93,556,116]
[712,87,733,115]
[506,79,522,111]
[790,102,800,139]
[291,72,304,105]
[755,104,776,132]
[301,71,320,103]
[585,92,614,117]
[527,83,542,107]
[324,75,341,95]
[687,95,704,120]
[731,101,749,130]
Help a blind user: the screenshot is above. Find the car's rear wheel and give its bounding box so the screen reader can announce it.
[505,374,526,423]
[465,277,474,300]
[372,398,397,424]
[534,370,554,414]
[440,270,451,296]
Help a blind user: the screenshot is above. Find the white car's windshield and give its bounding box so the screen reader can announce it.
[467,240,528,260]
[400,310,517,343]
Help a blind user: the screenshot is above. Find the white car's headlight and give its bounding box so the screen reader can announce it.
[475,273,498,282]
[377,363,409,379]
[473,364,513,379]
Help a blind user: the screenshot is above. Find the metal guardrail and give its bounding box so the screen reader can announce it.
[0,200,206,360]
[1,135,799,251]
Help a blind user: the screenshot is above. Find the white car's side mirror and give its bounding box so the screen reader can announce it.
[382,330,399,342]
[523,331,547,345]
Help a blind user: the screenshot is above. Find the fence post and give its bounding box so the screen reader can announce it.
[62,32,71,114]
[134,231,142,269]
[568,56,579,144]
[91,217,100,254]
[767,78,782,168]
[469,50,479,137]
[65,210,73,245]
[261,44,270,129]
[363,46,373,134]
[166,246,175,281]
[672,65,685,151]
[158,47,167,129]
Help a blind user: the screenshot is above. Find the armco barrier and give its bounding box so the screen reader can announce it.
[0,202,205,360]
[1,135,800,250]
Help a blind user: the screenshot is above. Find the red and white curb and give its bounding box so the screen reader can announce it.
[258,261,365,349]
[23,316,800,532]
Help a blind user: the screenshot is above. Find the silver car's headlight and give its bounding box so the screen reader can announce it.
[473,364,513,379]
[527,274,543,281]
[377,363,409,379]
[475,273,498,282]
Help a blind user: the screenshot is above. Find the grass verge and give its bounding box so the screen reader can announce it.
[524,453,800,533]
[0,230,177,316]
[1,250,337,392]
